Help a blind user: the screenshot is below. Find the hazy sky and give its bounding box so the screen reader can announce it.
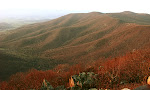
[0,0,150,19]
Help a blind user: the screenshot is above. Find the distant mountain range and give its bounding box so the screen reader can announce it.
[0,23,13,31]
[0,18,51,31]
[0,11,150,80]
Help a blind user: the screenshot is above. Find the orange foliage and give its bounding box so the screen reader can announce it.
[0,64,84,89]
[0,49,150,89]
[69,76,75,87]
[94,49,150,89]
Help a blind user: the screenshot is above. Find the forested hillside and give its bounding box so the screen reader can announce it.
[0,12,150,89]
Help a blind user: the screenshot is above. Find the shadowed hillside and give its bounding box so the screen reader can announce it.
[0,11,150,81]
[0,48,68,81]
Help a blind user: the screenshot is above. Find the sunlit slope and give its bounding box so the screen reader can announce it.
[0,13,119,48]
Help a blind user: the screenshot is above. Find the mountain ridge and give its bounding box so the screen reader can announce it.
[1,12,150,60]
[0,11,150,80]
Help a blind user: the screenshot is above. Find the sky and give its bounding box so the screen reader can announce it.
[0,0,150,19]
